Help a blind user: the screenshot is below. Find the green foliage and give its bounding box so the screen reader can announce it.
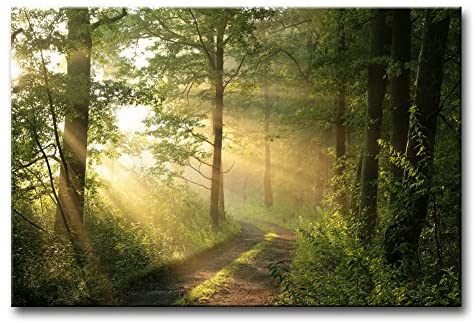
[273,103,460,306]
[12,179,240,305]
[12,215,113,305]
[274,203,460,306]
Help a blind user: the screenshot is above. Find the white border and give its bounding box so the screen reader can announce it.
[1,1,472,323]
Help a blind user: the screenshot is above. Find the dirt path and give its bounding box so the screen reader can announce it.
[122,221,294,306]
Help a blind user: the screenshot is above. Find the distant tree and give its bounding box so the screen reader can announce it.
[263,80,274,208]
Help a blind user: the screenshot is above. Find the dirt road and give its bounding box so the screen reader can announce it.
[122,221,294,306]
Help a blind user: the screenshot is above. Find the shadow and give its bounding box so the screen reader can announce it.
[118,221,266,306]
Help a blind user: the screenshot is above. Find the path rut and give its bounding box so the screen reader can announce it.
[121,221,294,306]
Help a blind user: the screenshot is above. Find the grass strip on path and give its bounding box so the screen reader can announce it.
[176,232,278,305]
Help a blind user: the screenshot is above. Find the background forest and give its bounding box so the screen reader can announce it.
[10,7,461,306]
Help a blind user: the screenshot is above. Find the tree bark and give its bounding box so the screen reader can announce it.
[333,14,347,210]
[219,166,225,220]
[209,22,225,229]
[389,9,411,185]
[359,10,389,243]
[54,9,91,241]
[384,10,450,264]
[335,18,346,177]
[263,81,273,208]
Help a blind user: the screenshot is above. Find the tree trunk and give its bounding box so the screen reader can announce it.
[263,81,273,208]
[335,19,346,177]
[389,9,411,186]
[209,24,225,229]
[384,11,450,264]
[219,166,225,220]
[358,10,388,243]
[55,9,91,242]
[334,15,347,210]
[351,153,363,214]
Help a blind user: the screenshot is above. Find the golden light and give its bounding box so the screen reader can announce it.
[11,59,22,80]
[117,105,150,132]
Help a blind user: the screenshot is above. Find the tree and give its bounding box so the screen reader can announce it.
[54,8,92,242]
[384,10,451,265]
[334,12,348,209]
[263,80,273,208]
[334,12,346,179]
[128,9,264,227]
[54,8,127,246]
[358,10,389,243]
[389,9,411,190]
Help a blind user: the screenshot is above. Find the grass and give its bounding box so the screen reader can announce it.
[176,232,278,305]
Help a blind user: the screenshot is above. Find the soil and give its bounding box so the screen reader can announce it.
[121,220,294,306]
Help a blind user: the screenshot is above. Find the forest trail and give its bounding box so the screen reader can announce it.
[121,221,294,306]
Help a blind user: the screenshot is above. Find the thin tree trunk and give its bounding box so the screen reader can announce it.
[335,18,346,177]
[55,9,91,243]
[351,153,363,214]
[389,9,411,187]
[334,15,347,210]
[263,81,273,208]
[359,10,388,243]
[209,23,225,229]
[219,166,225,220]
[384,10,450,264]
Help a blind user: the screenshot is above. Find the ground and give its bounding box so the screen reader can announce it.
[121,221,294,306]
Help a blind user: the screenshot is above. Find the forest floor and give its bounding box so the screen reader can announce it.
[120,220,294,306]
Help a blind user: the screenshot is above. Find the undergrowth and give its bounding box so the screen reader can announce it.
[12,182,240,305]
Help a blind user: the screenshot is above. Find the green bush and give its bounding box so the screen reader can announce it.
[12,182,240,305]
[275,205,461,306]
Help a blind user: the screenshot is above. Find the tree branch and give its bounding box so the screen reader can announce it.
[154,16,202,49]
[278,48,309,81]
[13,154,58,173]
[185,160,212,180]
[222,161,235,174]
[12,208,48,232]
[188,9,216,68]
[191,155,213,168]
[439,113,457,134]
[91,8,128,30]
[144,25,198,49]
[23,166,57,205]
[439,80,461,112]
[224,54,247,90]
[174,172,211,190]
[23,10,72,188]
[28,119,72,240]
[269,20,312,34]
[184,125,214,146]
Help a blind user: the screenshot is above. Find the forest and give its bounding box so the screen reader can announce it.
[11,7,461,306]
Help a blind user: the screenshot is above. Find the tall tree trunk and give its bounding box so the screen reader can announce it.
[335,18,346,177]
[351,152,363,214]
[55,9,91,243]
[358,10,388,243]
[263,81,273,208]
[384,11,450,265]
[209,24,225,228]
[389,9,411,188]
[209,112,225,222]
[334,15,347,209]
[219,166,225,220]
